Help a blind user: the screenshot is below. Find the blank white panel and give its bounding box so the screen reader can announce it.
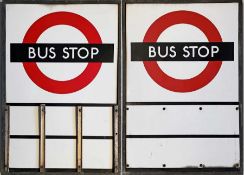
[127,138,239,168]
[45,139,76,168]
[82,139,113,169]
[10,106,39,135]
[46,107,76,136]
[127,105,239,135]
[82,107,113,136]
[9,139,39,168]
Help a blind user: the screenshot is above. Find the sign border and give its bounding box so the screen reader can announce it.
[122,1,243,175]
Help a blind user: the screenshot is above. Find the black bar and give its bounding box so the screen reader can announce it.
[44,136,113,139]
[46,135,76,139]
[45,168,77,172]
[9,168,40,172]
[83,169,113,173]
[4,0,121,3]
[83,136,113,139]
[131,42,234,61]
[11,43,114,62]
[126,135,240,138]
[10,135,39,139]
[7,103,116,106]
[126,168,240,172]
[126,0,241,3]
[126,102,239,105]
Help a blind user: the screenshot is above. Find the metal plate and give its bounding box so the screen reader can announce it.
[46,107,76,136]
[45,139,76,169]
[82,139,113,169]
[82,107,113,136]
[9,139,39,168]
[10,106,39,135]
[126,3,239,102]
[127,105,239,135]
[126,138,240,168]
[6,4,118,103]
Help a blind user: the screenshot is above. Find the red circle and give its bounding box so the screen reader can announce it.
[23,12,102,94]
[143,10,222,92]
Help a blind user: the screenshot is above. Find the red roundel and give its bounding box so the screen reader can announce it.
[23,12,102,94]
[143,10,222,92]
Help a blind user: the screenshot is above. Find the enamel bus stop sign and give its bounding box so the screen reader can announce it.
[5,3,119,172]
[126,2,240,169]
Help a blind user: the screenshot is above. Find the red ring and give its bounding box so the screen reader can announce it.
[23,12,102,94]
[143,10,222,92]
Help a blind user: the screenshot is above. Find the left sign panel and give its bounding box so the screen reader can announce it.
[6,4,118,103]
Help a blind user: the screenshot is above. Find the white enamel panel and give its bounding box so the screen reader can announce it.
[46,107,76,136]
[82,139,113,169]
[126,3,239,102]
[6,4,118,103]
[82,107,113,136]
[45,139,76,168]
[127,138,240,168]
[10,106,39,135]
[127,105,239,135]
[9,139,39,168]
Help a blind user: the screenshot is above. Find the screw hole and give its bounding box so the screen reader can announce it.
[199,107,202,110]
[115,133,118,135]
[236,107,239,111]
[163,107,166,110]
[199,164,205,168]
[162,164,166,168]
[126,164,129,167]
[126,107,129,110]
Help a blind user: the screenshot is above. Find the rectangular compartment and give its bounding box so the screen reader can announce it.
[82,139,113,169]
[46,107,76,136]
[10,106,39,135]
[126,138,240,168]
[127,105,239,135]
[9,139,39,168]
[45,139,76,169]
[82,107,113,136]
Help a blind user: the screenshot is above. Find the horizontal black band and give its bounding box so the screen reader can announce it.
[6,103,116,106]
[131,42,234,61]
[10,135,39,139]
[10,135,114,139]
[126,102,239,105]
[9,168,114,172]
[11,43,114,62]
[126,135,240,138]
[45,168,77,172]
[46,135,76,139]
[83,136,113,139]
[9,168,40,172]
